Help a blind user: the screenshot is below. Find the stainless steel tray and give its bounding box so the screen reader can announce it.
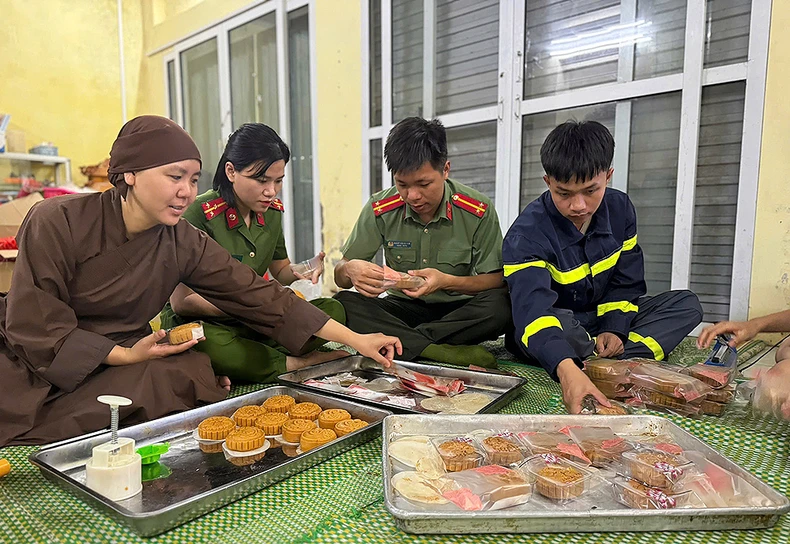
[277,355,526,414]
[29,386,391,537]
[382,414,790,534]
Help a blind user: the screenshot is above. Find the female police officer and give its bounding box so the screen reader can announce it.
[160,123,349,384]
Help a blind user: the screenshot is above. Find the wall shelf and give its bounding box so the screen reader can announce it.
[0,152,72,184]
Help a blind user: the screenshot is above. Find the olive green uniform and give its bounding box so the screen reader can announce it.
[160,190,345,383]
[335,179,510,360]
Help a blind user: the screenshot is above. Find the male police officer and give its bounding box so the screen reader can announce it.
[503,120,703,413]
[334,117,510,368]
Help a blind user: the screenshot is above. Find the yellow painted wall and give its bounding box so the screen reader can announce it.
[749,0,790,319]
[313,0,363,294]
[0,0,140,183]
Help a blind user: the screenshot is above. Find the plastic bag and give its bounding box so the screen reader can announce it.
[590,377,634,399]
[629,387,704,418]
[382,265,426,290]
[443,465,533,511]
[629,363,712,402]
[517,431,591,465]
[579,395,632,415]
[750,361,790,421]
[386,362,465,397]
[685,363,736,389]
[568,426,633,468]
[290,254,322,278]
[679,451,772,508]
[584,359,634,381]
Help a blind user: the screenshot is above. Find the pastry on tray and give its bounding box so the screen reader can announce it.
[623,450,689,489]
[232,405,265,427]
[434,438,482,472]
[289,402,322,421]
[480,434,524,465]
[300,428,337,452]
[224,427,268,466]
[197,416,235,441]
[255,412,290,436]
[281,419,316,443]
[318,408,351,430]
[262,395,296,413]
[335,419,369,437]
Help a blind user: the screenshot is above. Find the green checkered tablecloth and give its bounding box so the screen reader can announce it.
[1,356,788,543]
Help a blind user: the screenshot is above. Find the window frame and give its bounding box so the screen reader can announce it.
[362,0,772,327]
[163,0,320,261]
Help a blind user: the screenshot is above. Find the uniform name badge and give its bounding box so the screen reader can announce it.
[387,240,412,249]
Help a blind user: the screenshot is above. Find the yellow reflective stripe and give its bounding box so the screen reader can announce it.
[597,301,639,316]
[507,234,638,283]
[522,316,563,347]
[504,261,547,277]
[591,250,621,276]
[546,262,591,284]
[628,332,665,361]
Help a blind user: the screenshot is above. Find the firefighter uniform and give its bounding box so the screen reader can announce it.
[503,188,703,379]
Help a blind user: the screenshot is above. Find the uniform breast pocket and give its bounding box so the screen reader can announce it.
[385,248,416,268]
[436,248,472,274]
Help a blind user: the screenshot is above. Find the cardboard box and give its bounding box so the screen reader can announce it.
[0,193,43,291]
[0,192,44,238]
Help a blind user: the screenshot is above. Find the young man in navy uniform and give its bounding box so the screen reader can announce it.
[503,120,703,413]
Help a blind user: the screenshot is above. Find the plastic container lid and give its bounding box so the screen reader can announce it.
[136,442,170,465]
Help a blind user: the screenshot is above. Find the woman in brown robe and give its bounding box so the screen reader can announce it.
[0,115,401,447]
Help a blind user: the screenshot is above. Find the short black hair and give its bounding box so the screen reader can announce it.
[540,120,615,183]
[213,123,290,207]
[384,117,447,175]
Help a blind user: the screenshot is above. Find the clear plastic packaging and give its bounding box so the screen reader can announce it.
[568,427,633,468]
[622,448,692,490]
[579,396,632,415]
[477,431,526,466]
[386,363,465,397]
[523,453,596,503]
[630,387,704,418]
[707,384,735,404]
[612,476,692,509]
[685,363,736,389]
[700,399,727,416]
[391,470,454,506]
[443,465,533,511]
[381,265,426,290]
[629,363,713,402]
[517,431,592,465]
[590,377,634,399]
[584,359,634,381]
[431,437,484,473]
[679,451,772,508]
[290,255,322,278]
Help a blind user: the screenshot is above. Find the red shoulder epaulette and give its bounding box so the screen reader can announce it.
[372,194,405,216]
[202,197,228,220]
[451,193,488,218]
[270,198,284,212]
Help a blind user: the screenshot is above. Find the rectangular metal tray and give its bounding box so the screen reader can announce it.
[277,355,526,414]
[382,414,790,534]
[29,386,391,537]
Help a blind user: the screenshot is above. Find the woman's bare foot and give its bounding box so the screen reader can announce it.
[286,349,351,372]
[217,375,231,391]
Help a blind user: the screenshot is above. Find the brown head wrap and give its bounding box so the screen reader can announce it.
[108,115,201,198]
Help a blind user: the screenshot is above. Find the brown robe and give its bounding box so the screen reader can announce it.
[0,190,330,446]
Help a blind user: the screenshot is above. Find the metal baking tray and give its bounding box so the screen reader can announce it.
[278,355,526,414]
[383,414,790,534]
[29,386,390,537]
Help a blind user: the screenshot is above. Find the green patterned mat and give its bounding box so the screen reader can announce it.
[1,356,788,544]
